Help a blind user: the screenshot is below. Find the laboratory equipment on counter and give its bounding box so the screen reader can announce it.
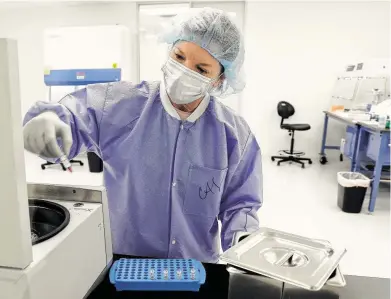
[0,38,32,269]
[370,88,382,111]
[329,60,389,111]
[0,39,113,299]
[109,258,206,292]
[29,199,70,245]
[0,184,113,299]
[371,98,391,118]
[44,25,130,84]
[220,228,346,291]
[323,61,389,167]
[378,114,387,128]
[1,184,113,299]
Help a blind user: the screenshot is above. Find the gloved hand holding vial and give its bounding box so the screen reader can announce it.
[23,111,73,172]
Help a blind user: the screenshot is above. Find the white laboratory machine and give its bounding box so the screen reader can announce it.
[330,59,389,111]
[44,25,131,102]
[0,39,113,299]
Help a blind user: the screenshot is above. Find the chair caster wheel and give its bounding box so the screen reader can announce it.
[339,154,343,162]
[41,165,45,170]
[271,157,275,162]
[80,162,84,166]
[309,160,312,165]
[301,165,305,169]
[320,156,328,165]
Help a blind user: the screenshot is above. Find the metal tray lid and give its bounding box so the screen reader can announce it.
[220,228,347,291]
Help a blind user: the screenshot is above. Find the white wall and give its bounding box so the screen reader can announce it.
[243,2,390,156]
[0,2,138,117]
[139,3,190,82]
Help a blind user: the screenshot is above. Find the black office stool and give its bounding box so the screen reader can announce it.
[41,160,84,171]
[271,101,312,168]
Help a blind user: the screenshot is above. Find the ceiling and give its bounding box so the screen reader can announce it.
[0,1,114,11]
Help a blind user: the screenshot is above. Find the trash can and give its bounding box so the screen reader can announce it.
[337,172,370,213]
[87,152,103,173]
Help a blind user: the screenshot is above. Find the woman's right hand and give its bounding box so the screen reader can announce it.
[23,112,73,159]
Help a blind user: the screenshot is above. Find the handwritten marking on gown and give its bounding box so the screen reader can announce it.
[199,177,221,200]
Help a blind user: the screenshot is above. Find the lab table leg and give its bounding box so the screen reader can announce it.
[351,125,362,172]
[368,133,387,213]
[320,114,329,156]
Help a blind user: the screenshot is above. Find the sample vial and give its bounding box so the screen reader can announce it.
[60,155,73,172]
[163,269,169,280]
[176,269,182,279]
[149,269,155,280]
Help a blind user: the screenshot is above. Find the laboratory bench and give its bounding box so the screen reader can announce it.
[86,255,390,299]
[320,110,390,212]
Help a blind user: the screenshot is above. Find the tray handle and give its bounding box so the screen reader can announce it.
[232,231,251,247]
[194,260,206,284]
[109,260,119,284]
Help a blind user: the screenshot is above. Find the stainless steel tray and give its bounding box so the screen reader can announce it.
[311,238,346,288]
[221,228,346,291]
[326,265,346,287]
[228,232,346,288]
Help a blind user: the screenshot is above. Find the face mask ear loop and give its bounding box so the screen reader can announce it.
[161,62,167,73]
[162,44,176,72]
[207,72,225,93]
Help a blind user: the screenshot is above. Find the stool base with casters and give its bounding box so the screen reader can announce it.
[272,154,312,168]
[41,160,84,171]
[271,130,313,168]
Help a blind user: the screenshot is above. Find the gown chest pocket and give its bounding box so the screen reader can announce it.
[184,164,228,218]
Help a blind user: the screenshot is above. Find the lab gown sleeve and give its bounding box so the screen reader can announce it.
[219,133,262,252]
[23,83,108,160]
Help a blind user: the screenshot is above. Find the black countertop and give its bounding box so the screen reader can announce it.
[87,256,390,299]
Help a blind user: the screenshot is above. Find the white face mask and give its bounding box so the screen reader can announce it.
[162,57,217,105]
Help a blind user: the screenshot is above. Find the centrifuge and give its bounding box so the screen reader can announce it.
[0,38,113,299]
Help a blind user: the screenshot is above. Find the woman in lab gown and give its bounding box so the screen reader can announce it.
[23,7,262,263]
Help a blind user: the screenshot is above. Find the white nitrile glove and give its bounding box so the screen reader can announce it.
[23,112,73,159]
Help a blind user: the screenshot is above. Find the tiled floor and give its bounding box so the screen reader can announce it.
[25,151,390,278]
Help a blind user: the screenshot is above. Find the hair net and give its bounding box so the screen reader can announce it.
[159,7,245,98]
